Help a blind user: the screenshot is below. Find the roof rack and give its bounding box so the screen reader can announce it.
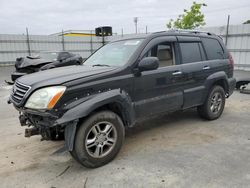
[167,29,215,36]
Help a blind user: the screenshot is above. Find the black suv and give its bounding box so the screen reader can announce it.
[9,30,236,168]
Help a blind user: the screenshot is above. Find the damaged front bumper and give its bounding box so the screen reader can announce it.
[18,108,78,151]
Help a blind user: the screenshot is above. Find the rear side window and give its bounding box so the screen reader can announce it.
[179,42,202,64]
[201,38,224,60]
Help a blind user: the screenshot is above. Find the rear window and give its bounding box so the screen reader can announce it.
[179,42,202,64]
[201,38,224,60]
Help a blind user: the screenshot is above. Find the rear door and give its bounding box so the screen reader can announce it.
[177,36,210,109]
[201,37,229,76]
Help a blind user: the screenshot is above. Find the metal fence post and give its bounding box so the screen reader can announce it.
[101,27,105,46]
[225,15,230,46]
[90,30,93,54]
[26,28,31,56]
[62,30,65,51]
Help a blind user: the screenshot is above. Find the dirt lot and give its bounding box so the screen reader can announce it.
[0,66,250,188]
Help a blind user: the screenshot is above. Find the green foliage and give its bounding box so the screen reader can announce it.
[243,20,250,24]
[167,2,207,29]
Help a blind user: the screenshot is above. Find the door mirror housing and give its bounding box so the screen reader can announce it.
[138,57,159,72]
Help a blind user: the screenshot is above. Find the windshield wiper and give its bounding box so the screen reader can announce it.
[92,64,111,67]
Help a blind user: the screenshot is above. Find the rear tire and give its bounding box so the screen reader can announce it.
[197,85,225,120]
[70,111,125,168]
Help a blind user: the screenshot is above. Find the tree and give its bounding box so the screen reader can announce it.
[167,2,207,29]
[243,20,250,24]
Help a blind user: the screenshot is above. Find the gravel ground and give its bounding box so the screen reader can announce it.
[0,66,250,188]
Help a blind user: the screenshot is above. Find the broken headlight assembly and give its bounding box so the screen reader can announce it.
[25,86,66,110]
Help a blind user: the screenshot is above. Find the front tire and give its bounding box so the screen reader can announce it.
[197,85,225,120]
[70,111,125,168]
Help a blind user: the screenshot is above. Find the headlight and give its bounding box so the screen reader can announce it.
[25,86,66,110]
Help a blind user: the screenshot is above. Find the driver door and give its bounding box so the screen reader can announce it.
[132,36,185,119]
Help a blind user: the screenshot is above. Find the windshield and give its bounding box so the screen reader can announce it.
[38,52,58,60]
[84,39,143,67]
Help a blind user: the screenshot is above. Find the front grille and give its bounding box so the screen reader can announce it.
[11,81,31,104]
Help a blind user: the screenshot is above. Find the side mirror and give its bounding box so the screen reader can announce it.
[138,57,159,72]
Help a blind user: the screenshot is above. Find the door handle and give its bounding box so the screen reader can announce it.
[172,71,182,76]
[203,66,210,70]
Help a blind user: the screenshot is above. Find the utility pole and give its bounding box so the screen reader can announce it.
[134,17,138,34]
[225,15,230,46]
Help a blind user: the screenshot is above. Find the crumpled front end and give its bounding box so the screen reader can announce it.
[18,109,61,140]
[9,80,73,141]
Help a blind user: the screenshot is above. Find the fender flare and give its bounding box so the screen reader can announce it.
[56,89,135,126]
[58,89,135,151]
[202,71,229,102]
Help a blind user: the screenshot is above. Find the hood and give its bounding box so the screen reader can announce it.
[17,65,116,88]
[15,56,53,69]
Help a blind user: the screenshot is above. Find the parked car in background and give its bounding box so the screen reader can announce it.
[9,30,236,168]
[11,51,83,82]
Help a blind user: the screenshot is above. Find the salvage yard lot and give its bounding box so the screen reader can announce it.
[0,66,250,188]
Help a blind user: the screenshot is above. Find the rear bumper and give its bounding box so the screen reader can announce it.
[228,77,236,96]
[11,71,27,81]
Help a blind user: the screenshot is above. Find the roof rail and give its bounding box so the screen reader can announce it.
[167,29,215,36]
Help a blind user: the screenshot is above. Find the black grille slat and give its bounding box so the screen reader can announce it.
[14,87,27,93]
[15,91,25,97]
[11,81,30,104]
[15,82,29,90]
[13,94,22,100]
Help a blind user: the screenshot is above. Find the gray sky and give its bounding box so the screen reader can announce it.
[0,0,250,35]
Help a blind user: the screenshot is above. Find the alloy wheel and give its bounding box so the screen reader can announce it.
[85,121,117,158]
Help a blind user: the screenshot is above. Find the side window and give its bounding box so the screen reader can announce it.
[145,42,175,67]
[57,52,70,61]
[201,38,224,60]
[179,42,202,64]
[199,43,206,60]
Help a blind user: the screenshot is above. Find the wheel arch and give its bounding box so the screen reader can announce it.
[201,71,229,104]
[56,89,135,127]
[61,89,134,151]
[204,71,229,95]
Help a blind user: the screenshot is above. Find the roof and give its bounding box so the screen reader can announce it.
[110,29,218,43]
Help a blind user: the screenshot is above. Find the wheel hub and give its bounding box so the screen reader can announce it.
[210,92,222,113]
[96,133,106,143]
[85,121,117,158]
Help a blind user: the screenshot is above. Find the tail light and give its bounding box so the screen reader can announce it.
[228,53,234,69]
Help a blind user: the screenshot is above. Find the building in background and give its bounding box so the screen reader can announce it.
[51,26,113,37]
[50,30,95,37]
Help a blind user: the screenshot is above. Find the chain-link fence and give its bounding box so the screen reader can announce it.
[1,24,250,70]
[0,31,110,65]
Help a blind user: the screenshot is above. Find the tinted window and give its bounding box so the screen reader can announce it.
[145,42,174,67]
[57,52,71,61]
[84,39,143,67]
[201,38,224,60]
[179,42,202,64]
[199,43,206,60]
